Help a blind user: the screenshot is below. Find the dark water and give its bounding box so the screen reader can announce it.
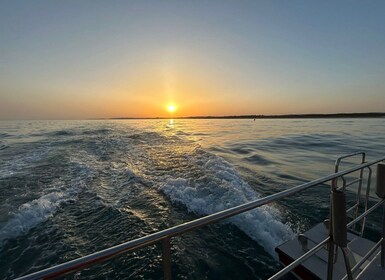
[0,119,384,279]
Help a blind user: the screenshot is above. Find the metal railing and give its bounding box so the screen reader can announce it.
[334,152,371,236]
[16,154,385,280]
[271,152,385,280]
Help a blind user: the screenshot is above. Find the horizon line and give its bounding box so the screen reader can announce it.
[109,112,385,120]
[1,112,385,121]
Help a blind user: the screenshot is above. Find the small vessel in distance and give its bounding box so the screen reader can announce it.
[16,152,385,280]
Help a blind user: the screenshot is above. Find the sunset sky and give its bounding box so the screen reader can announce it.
[1,1,385,119]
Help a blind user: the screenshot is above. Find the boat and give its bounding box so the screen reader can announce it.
[15,152,385,280]
[275,152,385,280]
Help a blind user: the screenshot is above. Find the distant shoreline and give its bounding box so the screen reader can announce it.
[3,112,384,121]
[111,112,385,120]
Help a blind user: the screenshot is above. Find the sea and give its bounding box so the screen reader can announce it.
[0,118,384,279]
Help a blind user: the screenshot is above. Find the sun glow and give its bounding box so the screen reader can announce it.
[167,104,176,113]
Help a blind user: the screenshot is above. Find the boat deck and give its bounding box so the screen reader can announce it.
[275,223,384,279]
[357,251,384,279]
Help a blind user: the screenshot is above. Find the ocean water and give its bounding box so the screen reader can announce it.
[0,118,384,279]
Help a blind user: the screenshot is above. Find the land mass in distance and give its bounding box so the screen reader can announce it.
[111,112,385,120]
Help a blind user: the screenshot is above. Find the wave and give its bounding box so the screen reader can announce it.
[0,159,93,248]
[264,134,347,150]
[54,130,74,136]
[0,191,69,248]
[0,133,12,139]
[0,142,8,150]
[244,154,273,165]
[0,124,295,257]
[114,129,295,256]
[0,145,52,179]
[81,128,111,135]
[158,148,294,256]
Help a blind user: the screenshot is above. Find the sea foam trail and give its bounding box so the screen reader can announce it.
[0,161,92,248]
[0,191,66,247]
[159,148,294,256]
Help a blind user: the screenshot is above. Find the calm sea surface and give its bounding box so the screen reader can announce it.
[0,119,384,279]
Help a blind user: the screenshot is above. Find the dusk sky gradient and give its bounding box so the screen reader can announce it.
[1,1,385,119]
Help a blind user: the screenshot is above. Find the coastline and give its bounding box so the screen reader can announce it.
[110,112,385,120]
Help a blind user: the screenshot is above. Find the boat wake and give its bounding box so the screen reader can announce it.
[0,125,295,258]
[159,147,294,256]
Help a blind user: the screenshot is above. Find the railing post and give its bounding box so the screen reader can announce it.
[376,164,385,199]
[162,237,172,280]
[331,189,353,280]
[326,239,334,280]
[327,180,336,280]
[376,163,385,267]
[381,204,385,268]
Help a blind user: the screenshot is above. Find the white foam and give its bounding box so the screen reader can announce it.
[0,145,52,178]
[159,148,294,256]
[0,192,65,247]
[0,175,84,248]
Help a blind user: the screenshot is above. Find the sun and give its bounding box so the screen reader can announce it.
[166,104,177,113]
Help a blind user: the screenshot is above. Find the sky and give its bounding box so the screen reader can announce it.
[1,1,385,119]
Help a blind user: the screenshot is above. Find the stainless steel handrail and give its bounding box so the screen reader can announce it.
[347,199,385,228]
[16,156,385,280]
[335,152,369,236]
[341,238,383,280]
[268,237,331,280]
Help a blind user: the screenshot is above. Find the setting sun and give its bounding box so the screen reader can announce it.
[167,104,177,113]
